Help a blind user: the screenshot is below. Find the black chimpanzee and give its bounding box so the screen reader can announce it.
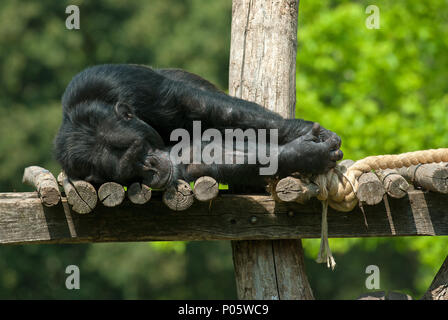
[54,64,343,189]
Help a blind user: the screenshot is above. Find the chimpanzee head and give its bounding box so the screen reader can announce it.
[54,101,174,189]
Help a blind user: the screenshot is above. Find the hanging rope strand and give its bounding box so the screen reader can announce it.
[311,148,448,268]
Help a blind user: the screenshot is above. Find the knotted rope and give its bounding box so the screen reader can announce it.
[312,148,448,269]
[315,148,448,212]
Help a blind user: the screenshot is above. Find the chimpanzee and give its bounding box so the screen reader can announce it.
[54,64,343,189]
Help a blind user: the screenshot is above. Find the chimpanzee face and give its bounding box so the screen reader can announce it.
[54,101,173,189]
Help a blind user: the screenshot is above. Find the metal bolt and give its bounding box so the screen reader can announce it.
[250,216,257,224]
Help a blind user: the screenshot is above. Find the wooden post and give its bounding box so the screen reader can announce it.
[229,0,314,300]
[421,255,448,300]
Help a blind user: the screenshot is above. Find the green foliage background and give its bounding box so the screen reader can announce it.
[0,0,446,299]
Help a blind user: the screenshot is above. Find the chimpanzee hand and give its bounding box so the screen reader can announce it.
[278,122,343,175]
[317,124,342,149]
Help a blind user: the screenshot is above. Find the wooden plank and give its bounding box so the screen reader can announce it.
[0,190,447,245]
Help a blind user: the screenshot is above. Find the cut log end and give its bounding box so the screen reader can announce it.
[398,164,448,194]
[275,177,319,203]
[58,171,97,214]
[98,182,125,207]
[163,180,194,211]
[357,172,385,205]
[69,182,98,214]
[127,182,152,204]
[194,176,219,202]
[22,166,60,207]
[39,187,61,207]
[376,169,410,199]
[431,166,448,194]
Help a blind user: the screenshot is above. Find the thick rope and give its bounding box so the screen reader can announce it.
[315,148,448,212]
[311,148,448,268]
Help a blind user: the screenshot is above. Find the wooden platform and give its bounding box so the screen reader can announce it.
[1,189,447,245]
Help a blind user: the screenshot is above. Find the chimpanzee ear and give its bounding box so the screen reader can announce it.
[114,102,134,120]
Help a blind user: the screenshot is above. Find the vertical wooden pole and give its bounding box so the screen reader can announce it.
[229,0,314,300]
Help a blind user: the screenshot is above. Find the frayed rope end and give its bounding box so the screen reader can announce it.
[316,199,336,270]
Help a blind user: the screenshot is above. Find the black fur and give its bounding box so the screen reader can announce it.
[54,64,343,188]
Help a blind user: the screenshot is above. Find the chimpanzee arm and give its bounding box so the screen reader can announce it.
[154,68,341,148]
[150,75,343,176]
[154,78,318,145]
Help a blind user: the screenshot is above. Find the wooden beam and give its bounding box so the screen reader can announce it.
[228,0,313,300]
[1,190,447,245]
